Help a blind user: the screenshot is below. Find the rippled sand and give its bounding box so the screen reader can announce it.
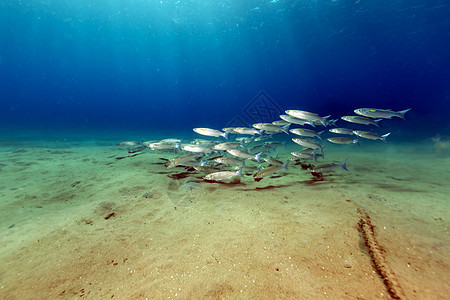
[0,139,449,299]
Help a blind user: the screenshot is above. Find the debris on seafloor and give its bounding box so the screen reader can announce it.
[357,207,406,299]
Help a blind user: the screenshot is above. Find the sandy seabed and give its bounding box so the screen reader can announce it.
[0,139,449,299]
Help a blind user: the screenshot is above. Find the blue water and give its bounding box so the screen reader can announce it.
[1,0,449,139]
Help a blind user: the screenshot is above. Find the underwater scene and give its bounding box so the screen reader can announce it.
[0,1,449,299]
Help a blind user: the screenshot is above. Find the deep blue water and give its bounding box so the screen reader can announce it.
[1,0,449,139]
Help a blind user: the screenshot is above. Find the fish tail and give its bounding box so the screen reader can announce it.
[282,124,290,135]
[255,152,263,163]
[321,115,331,127]
[381,132,391,143]
[397,108,411,120]
[282,161,289,171]
[317,130,325,140]
[223,132,229,140]
[353,137,360,146]
[237,167,244,177]
[340,158,349,172]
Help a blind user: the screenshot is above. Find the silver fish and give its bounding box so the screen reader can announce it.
[193,128,228,139]
[291,152,313,159]
[272,120,290,126]
[166,153,202,169]
[142,141,157,147]
[354,108,411,120]
[341,116,381,127]
[222,127,239,134]
[182,144,213,153]
[212,142,242,150]
[116,141,139,147]
[285,110,330,126]
[299,148,320,155]
[264,141,286,148]
[204,169,243,182]
[232,165,261,173]
[192,139,216,146]
[148,141,181,151]
[160,138,182,143]
[328,128,355,135]
[252,123,289,134]
[310,158,349,173]
[193,165,221,174]
[253,135,272,142]
[292,138,324,151]
[248,144,268,152]
[213,157,245,166]
[279,114,312,126]
[262,156,284,166]
[227,149,263,162]
[327,137,359,145]
[235,137,254,144]
[230,127,261,135]
[291,152,319,161]
[253,161,289,182]
[289,128,323,140]
[353,131,390,143]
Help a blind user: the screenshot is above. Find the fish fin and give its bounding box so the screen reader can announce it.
[307,121,316,128]
[397,108,411,120]
[374,119,382,127]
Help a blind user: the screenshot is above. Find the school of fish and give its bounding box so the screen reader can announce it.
[117,107,411,183]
